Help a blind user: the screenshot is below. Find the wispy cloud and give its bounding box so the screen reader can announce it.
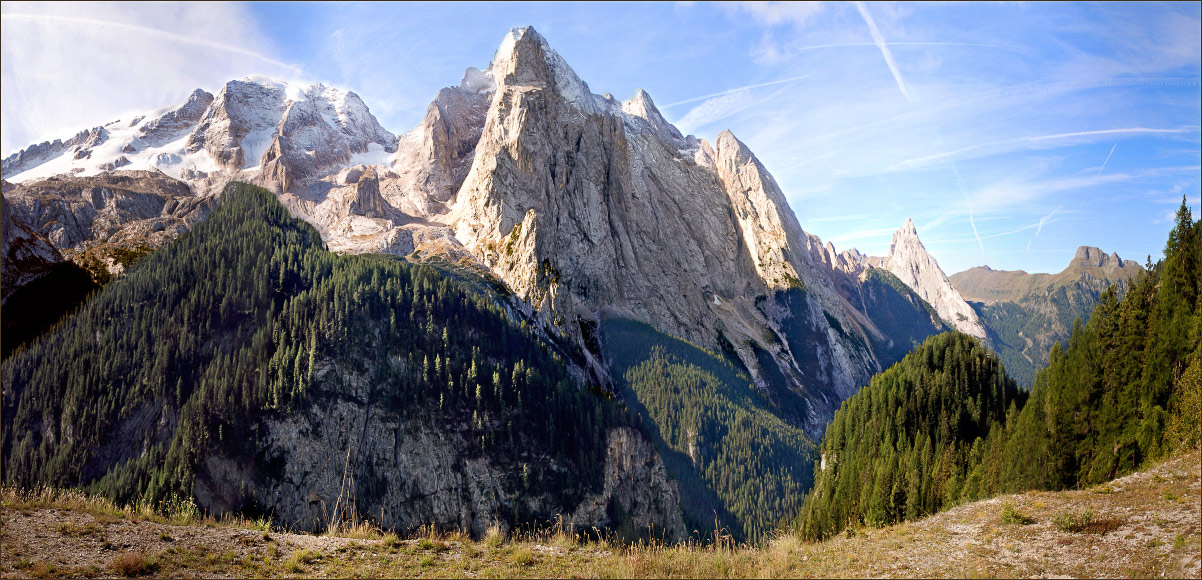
[662,74,808,108]
[723,1,824,27]
[672,81,797,135]
[806,212,874,223]
[1,2,292,155]
[854,1,915,102]
[673,90,754,135]
[1026,209,1059,253]
[890,127,1198,171]
[0,13,303,75]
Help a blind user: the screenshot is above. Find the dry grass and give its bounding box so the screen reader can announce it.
[3,448,1199,579]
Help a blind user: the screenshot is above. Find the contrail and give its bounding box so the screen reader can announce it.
[946,154,984,256]
[1029,127,1189,141]
[1096,143,1117,177]
[1035,210,1056,236]
[854,1,915,102]
[662,75,809,108]
[1,13,305,76]
[795,41,996,51]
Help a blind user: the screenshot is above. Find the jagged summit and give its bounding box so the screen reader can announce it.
[876,219,987,339]
[0,25,965,438]
[1073,245,1130,269]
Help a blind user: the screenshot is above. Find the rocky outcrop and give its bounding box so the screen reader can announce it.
[384,75,493,218]
[138,89,215,147]
[195,363,686,542]
[1,184,64,303]
[436,27,893,431]
[2,171,210,281]
[871,219,986,338]
[2,126,108,179]
[347,166,387,217]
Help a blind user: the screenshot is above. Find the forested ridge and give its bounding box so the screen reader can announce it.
[797,199,1201,539]
[603,318,817,543]
[1,183,632,521]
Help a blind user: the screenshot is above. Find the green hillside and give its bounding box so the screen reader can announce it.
[798,199,1201,539]
[951,248,1144,385]
[602,318,817,543]
[1,183,632,531]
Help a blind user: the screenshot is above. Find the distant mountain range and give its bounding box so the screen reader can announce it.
[951,247,1144,385]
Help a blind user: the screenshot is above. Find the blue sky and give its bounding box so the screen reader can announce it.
[2,2,1199,274]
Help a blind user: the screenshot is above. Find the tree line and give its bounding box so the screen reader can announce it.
[797,198,1200,539]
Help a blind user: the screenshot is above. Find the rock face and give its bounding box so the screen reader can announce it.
[192,360,686,541]
[1,171,211,280]
[347,166,387,218]
[1,184,64,303]
[868,219,986,339]
[2,26,956,436]
[139,89,215,147]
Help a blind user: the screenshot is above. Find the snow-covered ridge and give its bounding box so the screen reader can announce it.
[2,77,396,188]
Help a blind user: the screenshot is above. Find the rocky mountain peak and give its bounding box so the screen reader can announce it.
[1073,245,1126,268]
[714,130,757,166]
[621,89,680,138]
[489,26,598,114]
[880,219,986,339]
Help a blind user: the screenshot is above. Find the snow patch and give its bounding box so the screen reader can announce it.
[239,128,276,170]
[350,143,392,167]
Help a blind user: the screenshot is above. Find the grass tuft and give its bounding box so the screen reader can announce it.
[111,552,158,577]
[1000,502,1035,525]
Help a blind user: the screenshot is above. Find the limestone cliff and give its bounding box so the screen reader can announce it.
[869,219,986,339]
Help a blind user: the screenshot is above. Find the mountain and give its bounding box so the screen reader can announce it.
[1,184,687,540]
[1,27,950,438]
[1,26,965,541]
[951,246,1143,304]
[950,246,1144,385]
[799,201,1200,539]
[864,219,986,339]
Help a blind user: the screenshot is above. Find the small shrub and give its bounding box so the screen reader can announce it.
[159,532,174,542]
[382,532,402,550]
[289,548,321,565]
[1174,534,1188,550]
[30,562,57,579]
[1053,510,1094,533]
[58,521,101,537]
[112,552,157,577]
[512,546,534,566]
[1001,502,1035,525]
